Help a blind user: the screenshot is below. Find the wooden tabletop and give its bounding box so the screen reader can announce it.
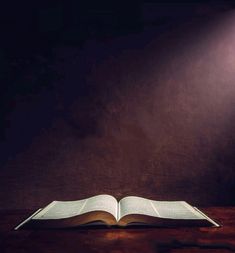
[1,207,235,253]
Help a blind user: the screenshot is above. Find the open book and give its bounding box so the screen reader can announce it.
[15,195,220,229]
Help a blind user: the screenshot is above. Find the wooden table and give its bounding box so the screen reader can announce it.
[1,207,235,253]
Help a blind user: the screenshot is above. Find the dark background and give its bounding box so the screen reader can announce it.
[1,0,235,209]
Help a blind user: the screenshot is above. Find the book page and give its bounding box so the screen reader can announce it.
[33,195,118,220]
[119,197,205,221]
[119,196,157,220]
[80,194,118,219]
[33,199,87,219]
[151,201,205,219]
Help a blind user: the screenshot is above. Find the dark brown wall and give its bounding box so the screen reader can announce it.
[1,11,235,209]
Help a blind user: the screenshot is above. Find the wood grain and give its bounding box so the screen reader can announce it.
[1,207,235,253]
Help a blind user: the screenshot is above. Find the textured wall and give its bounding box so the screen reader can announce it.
[1,12,235,209]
